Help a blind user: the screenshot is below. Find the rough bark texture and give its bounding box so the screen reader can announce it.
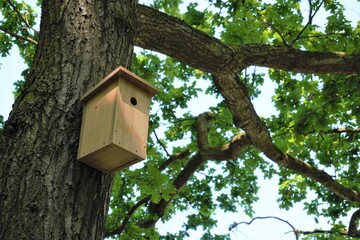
[136,4,360,75]
[0,1,136,239]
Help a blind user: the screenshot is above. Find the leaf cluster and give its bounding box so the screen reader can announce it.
[0,0,39,98]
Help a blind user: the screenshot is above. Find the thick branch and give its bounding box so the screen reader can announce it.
[129,4,360,234]
[242,45,360,75]
[136,4,360,75]
[212,73,360,204]
[202,132,252,161]
[136,4,238,73]
[349,209,360,237]
[196,112,213,149]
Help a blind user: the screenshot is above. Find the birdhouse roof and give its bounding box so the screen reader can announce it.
[81,66,160,102]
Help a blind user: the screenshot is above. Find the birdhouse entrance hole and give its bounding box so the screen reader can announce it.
[130,97,137,106]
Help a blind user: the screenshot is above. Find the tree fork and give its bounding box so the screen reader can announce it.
[136,5,360,204]
[136,4,360,75]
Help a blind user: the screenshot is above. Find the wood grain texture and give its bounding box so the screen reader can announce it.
[78,70,158,173]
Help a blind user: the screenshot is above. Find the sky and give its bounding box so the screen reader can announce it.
[1,1,360,239]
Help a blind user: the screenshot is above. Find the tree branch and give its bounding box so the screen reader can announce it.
[321,128,360,134]
[299,229,348,236]
[136,4,360,75]
[229,216,299,240]
[290,0,323,46]
[136,4,238,73]
[110,5,360,236]
[153,129,170,157]
[229,215,355,239]
[6,0,39,34]
[264,21,289,47]
[158,149,191,172]
[137,112,251,229]
[229,216,297,231]
[202,132,251,161]
[212,73,360,204]
[0,25,38,45]
[349,208,360,237]
[104,196,151,238]
[105,147,192,238]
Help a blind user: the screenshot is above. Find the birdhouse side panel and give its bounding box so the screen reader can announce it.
[77,82,119,159]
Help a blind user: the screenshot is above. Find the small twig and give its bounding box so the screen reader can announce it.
[300,127,360,135]
[266,22,289,46]
[290,0,324,46]
[230,216,301,240]
[321,128,360,134]
[0,25,38,45]
[158,149,191,172]
[153,130,170,157]
[229,216,297,232]
[230,215,356,239]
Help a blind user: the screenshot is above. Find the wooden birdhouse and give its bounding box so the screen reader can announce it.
[77,66,160,173]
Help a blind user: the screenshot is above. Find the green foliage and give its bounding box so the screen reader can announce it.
[108,0,360,238]
[0,0,38,98]
[3,0,360,239]
[151,0,183,16]
[0,0,38,63]
[268,69,360,220]
[221,0,269,44]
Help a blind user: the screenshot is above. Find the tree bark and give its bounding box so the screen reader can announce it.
[136,4,360,75]
[0,1,136,239]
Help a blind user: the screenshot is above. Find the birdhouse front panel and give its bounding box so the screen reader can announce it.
[77,66,160,173]
[113,78,152,160]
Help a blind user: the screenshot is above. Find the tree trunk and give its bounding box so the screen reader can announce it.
[0,1,136,239]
